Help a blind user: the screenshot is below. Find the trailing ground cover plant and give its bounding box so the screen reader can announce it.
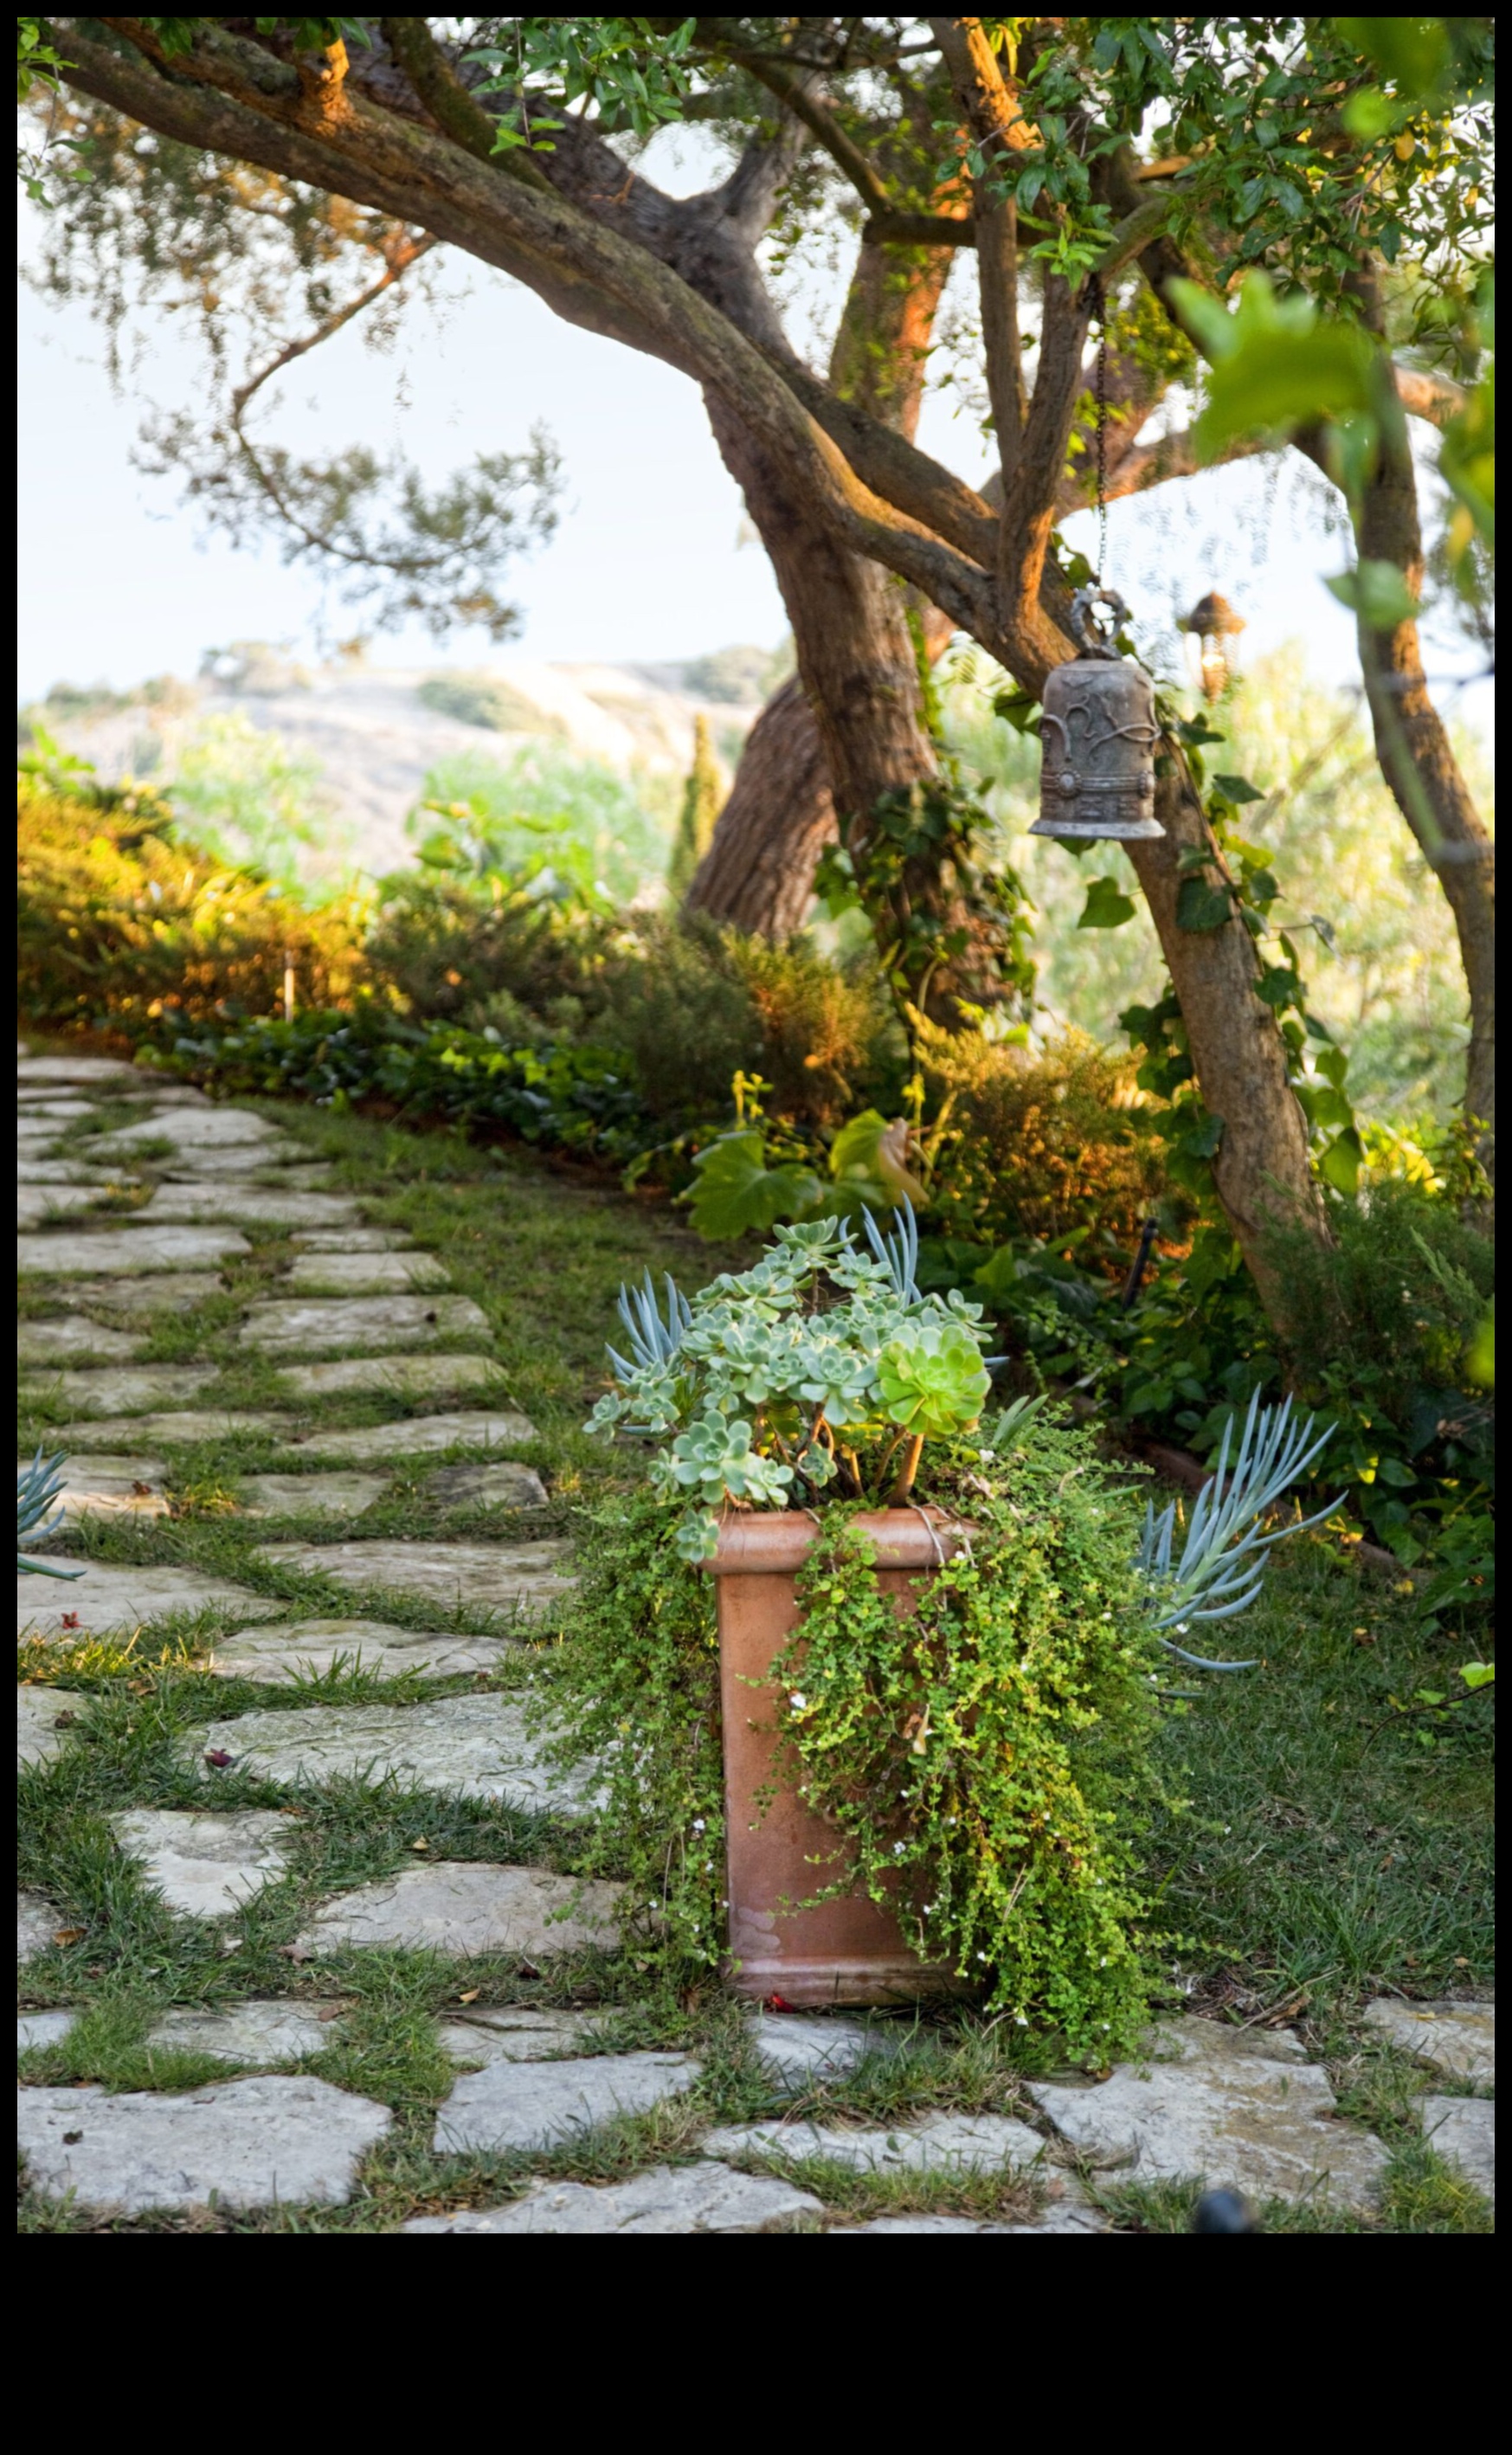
[562,1206,1338,2045]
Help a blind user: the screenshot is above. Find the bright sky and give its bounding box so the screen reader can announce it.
[16,156,1493,749]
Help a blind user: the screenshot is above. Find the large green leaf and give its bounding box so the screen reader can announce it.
[685,1131,822,1241]
[1078,875,1136,930]
[1176,876,1233,933]
[1173,273,1380,459]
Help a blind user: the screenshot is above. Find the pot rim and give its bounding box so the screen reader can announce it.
[703,1504,972,1576]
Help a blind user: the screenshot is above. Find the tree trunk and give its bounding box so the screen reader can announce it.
[1125,757,1329,1318]
[688,236,955,944]
[684,673,834,936]
[1353,433,1496,1179]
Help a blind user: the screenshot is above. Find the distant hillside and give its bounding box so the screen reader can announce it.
[22,650,769,880]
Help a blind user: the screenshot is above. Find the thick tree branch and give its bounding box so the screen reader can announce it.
[930,15,1032,486]
[701,29,891,215]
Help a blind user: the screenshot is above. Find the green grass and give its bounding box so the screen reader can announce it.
[17,1082,1494,2233]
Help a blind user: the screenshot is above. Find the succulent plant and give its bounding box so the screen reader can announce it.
[877,1319,992,1440]
[17,1447,84,1580]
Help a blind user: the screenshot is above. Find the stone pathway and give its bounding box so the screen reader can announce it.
[16,1047,1495,2231]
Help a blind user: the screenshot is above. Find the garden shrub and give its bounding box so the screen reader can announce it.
[364,872,605,1026]
[16,775,364,1034]
[415,671,567,737]
[919,1018,1173,1266]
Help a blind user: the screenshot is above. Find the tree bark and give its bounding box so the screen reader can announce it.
[1352,419,1496,1178]
[684,673,835,936]
[1125,762,1329,1318]
[688,235,955,941]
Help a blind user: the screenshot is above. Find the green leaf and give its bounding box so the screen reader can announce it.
[1318,1126,1364,1195]
[1179,273,1381,460]
[1459,1660,1496,1691]
[1078,875,1137,931]
[1325,560,1421,628]
[1213,773,1264,803]
[828,1109,926,1210]
[1465,1303,1495,1387]
[1177,1110,1226,1161]
[1336,16,1449,95]
[1176,876,1233,933]
[685,1131,822,1241]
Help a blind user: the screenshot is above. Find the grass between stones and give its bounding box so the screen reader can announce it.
[17,1087,1494,2233]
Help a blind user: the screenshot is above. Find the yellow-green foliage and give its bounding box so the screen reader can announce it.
[17,777,365,1033]
[921,1019,1171,1262]
[666,713,724,899]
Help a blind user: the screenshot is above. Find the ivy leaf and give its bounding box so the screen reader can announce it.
[1177,1110,1226,1161]
[1213,773,1264,803]
[1325,560,1421,628]
[1318,1126,1364,1195]
[994,689,1043,735]
[685,1131,822,1241]
[1077,875,1137,930]
[1176,876,1234,932]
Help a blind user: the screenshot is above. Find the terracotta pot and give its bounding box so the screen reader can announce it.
[705,1508,971,2008]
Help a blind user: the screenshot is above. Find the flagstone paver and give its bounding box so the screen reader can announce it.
[294,1228,416,1252]
[57,1411,295,1448]
[403,2164,823,2234]
[17,1183,132,1227]
[703,2113,1048,2175]
[293,1862,624,1959]
[240,1294,491,1354]
[253,1537,571,1616]
[52,1273,229,1314]
[17,1056,146,1089]
[19,2011,78,2052]
[284,1251,453,1293]
[434,2051,701,2154]
[17,1098,104,1121]
[438,2007,603,2064]
[749,2011,898,2093]
[16,1159,147,1186]
[208,1621,518,1684]
[1028,2018,1389,2213]
[18,1685,78,1769]
[87,1109,282,1157]
[17,2074,392,2213]
[33,1455,171,1522]
[190,1691,602,1808]
[1421,2097,1495,2203]
[17,1563,286,1641]
[237,1472,391,1519]
[109,1808,296,1918]
[17,1318,145,1366]
[275,1355,506,1401]
[18,1893,66,1964]
[157,1141,311,1175]
[145,2001,340,2066]
[20,1365,221,1417]
[293,1409,538,1461]
[1362,1998,1495,2085]
[427,1461,550,1509]
[137,1187,363,1228]
[200,1614,463,1678]
[19,1225,252,1275]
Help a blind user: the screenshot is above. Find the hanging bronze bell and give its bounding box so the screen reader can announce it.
[1030,588,1163,841]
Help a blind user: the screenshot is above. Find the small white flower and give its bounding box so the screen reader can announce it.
[692,1818,706,1833]
[893,1841,906,1855]
[977,1951,988,1962]
[788,1691,807,1711]
[1175,1622,1190,1636]
[1015,2014,1028,2027]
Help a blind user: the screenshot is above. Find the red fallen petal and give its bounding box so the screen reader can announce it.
[766,1994,795,2013]
[203,1749,235,1769]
